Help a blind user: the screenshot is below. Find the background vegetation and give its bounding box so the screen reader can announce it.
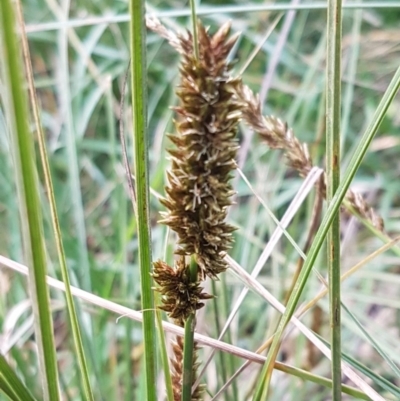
[1,1,400,400]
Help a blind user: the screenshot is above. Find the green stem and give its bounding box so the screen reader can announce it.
[129,1,157,400]
[0,1,60,399]
[211,281,229,400]
[181,314,197,401]
[14,1,95,399]
[181,257,198,401]
[189,0,199,59]
[326,0,343,399]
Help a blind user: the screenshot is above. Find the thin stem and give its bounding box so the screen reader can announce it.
[189,0,199,59]
[129,1,157,400]
[182,314,196,401]
[181,257,198,401]
[0,1,60,399]
[326,0,343,399]
[15,1,95,400]
[181,4,199,399]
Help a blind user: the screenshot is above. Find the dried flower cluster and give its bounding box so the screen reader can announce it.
[159,22,242,280]
[237,84,384,232]
[153,258,213,326]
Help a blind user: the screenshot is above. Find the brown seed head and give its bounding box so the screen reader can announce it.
[152,259,213,326]
[160,22,243,279]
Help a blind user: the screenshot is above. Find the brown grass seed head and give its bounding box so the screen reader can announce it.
[159,22,243,280]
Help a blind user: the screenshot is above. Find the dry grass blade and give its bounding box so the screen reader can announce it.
[0,255,270,364]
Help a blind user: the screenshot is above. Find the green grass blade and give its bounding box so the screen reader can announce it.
[0,354,37,401]
[0,377,18,401]
[252,62,400,401]
[274,361,371,401]
[326,0,343,399]
[316,335,400,399]
[341,303,400,378]
[13,2,95,400]
[0,1,60,400]
[129,1,157,400]
[53,0,93,296]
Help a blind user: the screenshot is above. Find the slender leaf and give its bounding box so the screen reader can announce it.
[0,1,60,399]
[13,1,95,400]
[0,354,37,401]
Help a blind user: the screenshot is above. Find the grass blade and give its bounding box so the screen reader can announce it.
[316,335,400,399]
[129,1,157,400]
[341,303,400,378]
[0,354,37,401]
[326,0,343,398]
[13,1,95,400]
[252,62,400,401]
[0,1,60,400]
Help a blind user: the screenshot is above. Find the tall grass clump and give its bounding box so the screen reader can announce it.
[1,2,400,401]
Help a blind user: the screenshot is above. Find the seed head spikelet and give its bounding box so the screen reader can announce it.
[152,22,242,400]
[152,259,213,326]
[237,84,384,232]
[159,22,243,279]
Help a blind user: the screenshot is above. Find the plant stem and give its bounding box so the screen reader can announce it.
[0,1,61,399]
[326,0,343,399]
[190,0,199,59]
[129,1,157,400]
[181,257,198,401]
[14,1,95,399]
